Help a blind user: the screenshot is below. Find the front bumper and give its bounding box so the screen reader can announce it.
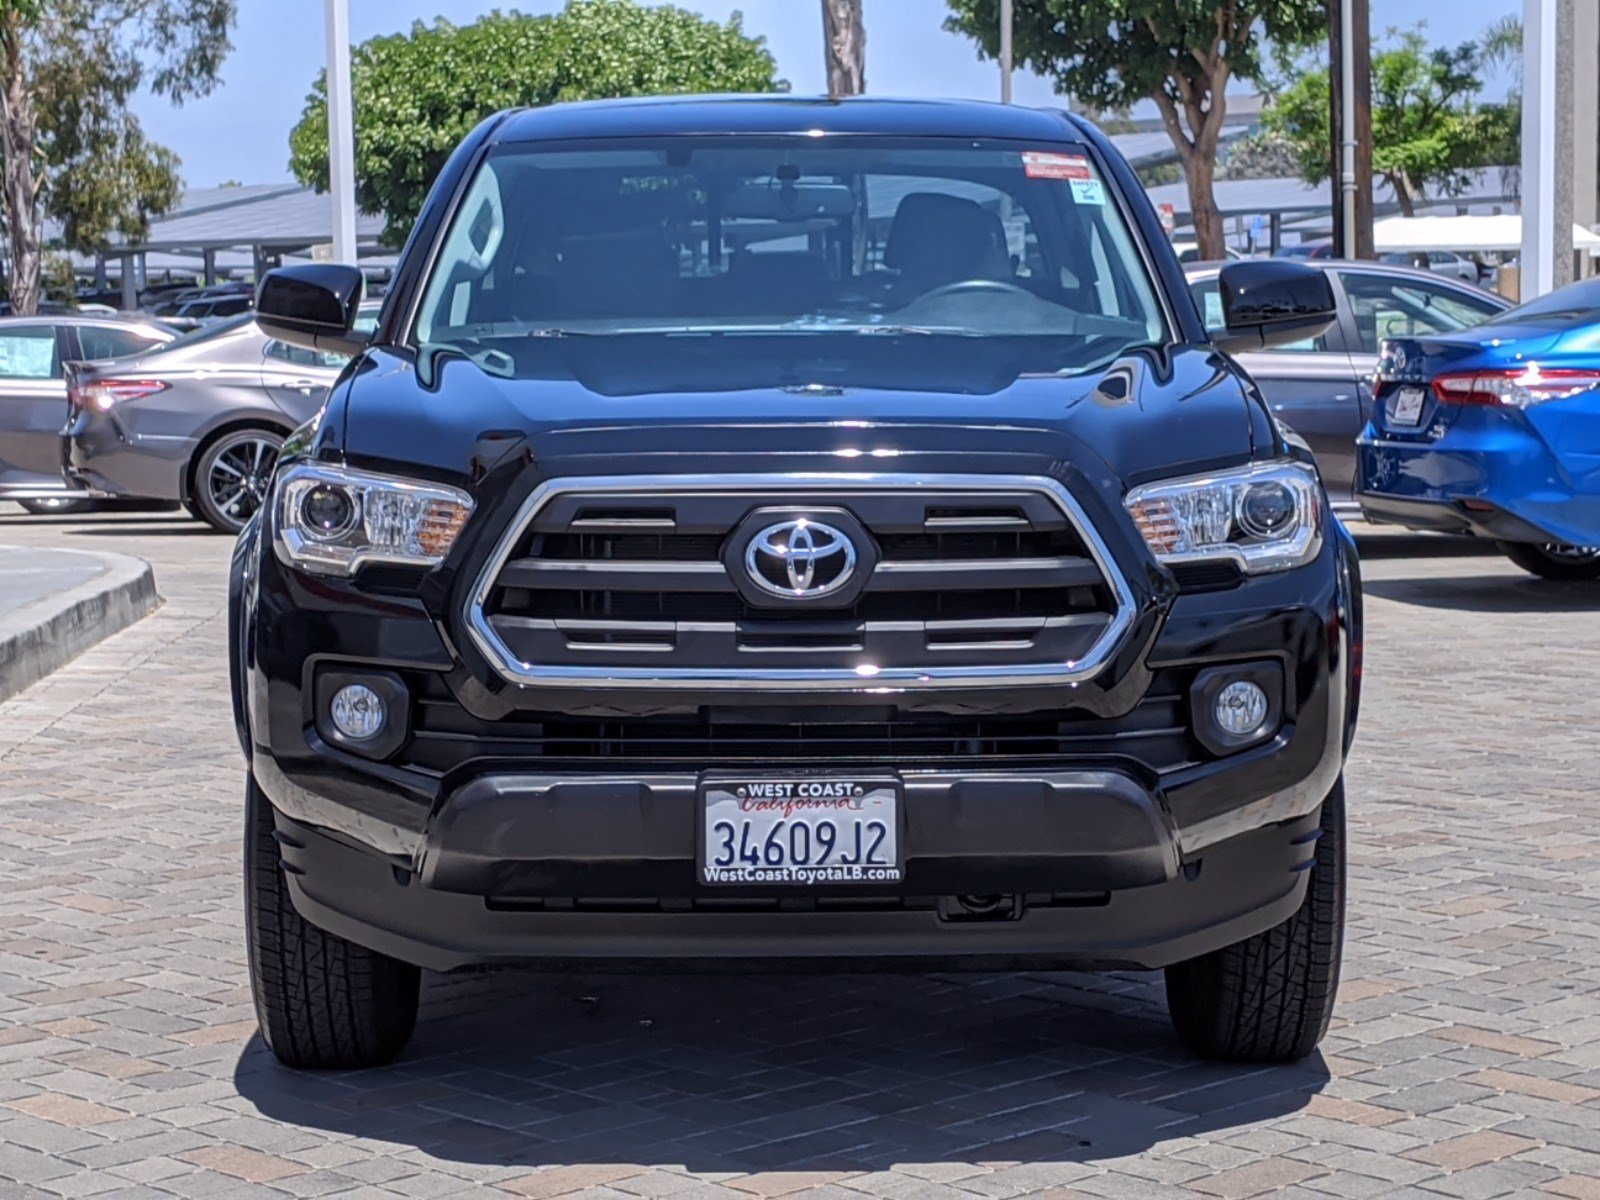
[236,505,1357,973]
[271,795,1319,973]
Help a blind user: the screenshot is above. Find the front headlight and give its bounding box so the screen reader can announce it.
[1124,460,1323,574]
[273,463,474,576]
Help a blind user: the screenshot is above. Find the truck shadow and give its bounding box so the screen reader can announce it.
[1364,574,1600,613]
[233,967,1328,1172]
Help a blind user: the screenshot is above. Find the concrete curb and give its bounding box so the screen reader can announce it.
[0,548,161,703]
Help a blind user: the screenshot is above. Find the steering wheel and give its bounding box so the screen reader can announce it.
[915,278,1035,302]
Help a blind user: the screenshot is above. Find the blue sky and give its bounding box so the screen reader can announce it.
[132,0,1520,189]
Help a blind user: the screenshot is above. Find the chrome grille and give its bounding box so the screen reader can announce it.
[465,474,1135,690]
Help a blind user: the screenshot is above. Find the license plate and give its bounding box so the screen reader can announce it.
[1390,386,1426,426]
[700,778,902,886]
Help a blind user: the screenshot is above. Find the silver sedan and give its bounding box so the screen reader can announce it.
[65,307,378,534]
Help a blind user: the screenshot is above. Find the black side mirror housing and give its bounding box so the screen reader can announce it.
[256,264,371,358]
[1213,260,1338,354]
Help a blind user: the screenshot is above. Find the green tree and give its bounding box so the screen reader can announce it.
[0,1,233,313]
[1265,27,1513,217]
[944,0,1325,259]
[290,0,780,246]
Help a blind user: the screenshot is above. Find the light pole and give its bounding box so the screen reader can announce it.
[999,0,1013,104]
[325,0,358,267]
[1520,0,1564,299]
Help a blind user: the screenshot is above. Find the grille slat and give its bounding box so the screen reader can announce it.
[472,478,1128,682]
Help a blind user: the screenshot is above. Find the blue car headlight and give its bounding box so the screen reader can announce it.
[1124,460,1323,574]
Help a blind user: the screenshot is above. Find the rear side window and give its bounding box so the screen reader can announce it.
[79,325,167,361]
[265,340,345,370]
[1337,272,1502,353]
[0,327,60,379]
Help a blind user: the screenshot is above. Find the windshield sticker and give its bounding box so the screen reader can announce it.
[1021,152,1105,204]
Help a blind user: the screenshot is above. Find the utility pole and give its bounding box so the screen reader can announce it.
[999,0,1013,104]
[1351,0,1374,258]
[1328,0,1373,258]
[325,0,358,268]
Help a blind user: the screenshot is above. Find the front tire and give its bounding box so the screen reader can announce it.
[1497,541,1600,581]
[191,429,283,534]
[1164,779,1345,1063]
[245,775,420,1069]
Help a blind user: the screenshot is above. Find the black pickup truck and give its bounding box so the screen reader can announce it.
[232,95,1361,1070]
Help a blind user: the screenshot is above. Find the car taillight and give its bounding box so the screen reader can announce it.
[71,379,169,413]
[1431,367,1600,409]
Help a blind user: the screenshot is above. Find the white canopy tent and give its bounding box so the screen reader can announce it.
[1374,214,1600,256]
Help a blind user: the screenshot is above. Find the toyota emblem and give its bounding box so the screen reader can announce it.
[744,518,857,598]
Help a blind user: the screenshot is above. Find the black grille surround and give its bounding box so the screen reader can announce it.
[463,474,1136,692]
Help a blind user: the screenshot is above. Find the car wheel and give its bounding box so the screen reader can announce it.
[18,496,89,515]
[245,774,420,1069]
[192,429,283,534]
[1497,541,1600,581]
[1164,778,1345,1063]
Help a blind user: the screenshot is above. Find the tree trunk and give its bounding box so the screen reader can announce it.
[821,0,865,98]
[1390,173,1416,218]
[0,16,40,316]
[1185,151,1225,260]
[1187,87,1228,260]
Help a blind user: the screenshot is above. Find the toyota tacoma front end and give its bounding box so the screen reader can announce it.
[230,96,1361,1070]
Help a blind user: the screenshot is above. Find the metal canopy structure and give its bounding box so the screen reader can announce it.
[96,183,388,305]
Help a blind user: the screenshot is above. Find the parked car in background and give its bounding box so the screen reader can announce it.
[0,314,176,514]
[1171,241,1246,264]
[1187,260,1510,509]
[1274,240,1332,260]
[66,306,378,534]
[1379,250,1483,285]
[1357,276,1600,579]
[160,292,254,332]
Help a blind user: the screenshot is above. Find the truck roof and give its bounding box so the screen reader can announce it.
[492,94,1086,145]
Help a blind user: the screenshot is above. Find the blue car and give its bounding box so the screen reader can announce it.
[1356,276,1600,579]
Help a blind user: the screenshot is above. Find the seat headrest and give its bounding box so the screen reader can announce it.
[883,193,1010,288]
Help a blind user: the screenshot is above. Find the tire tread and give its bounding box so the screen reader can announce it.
[245,778,419,1069]
[1164,780,1345,1063]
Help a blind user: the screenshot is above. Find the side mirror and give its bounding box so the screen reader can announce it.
[1213,260,1337,354]
[256,264,370,358]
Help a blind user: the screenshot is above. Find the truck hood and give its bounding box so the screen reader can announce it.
[337,337,1269,492]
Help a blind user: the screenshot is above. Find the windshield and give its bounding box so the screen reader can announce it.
[413,138,1166,377]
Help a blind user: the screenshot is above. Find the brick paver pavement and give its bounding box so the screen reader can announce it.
[0,503,1597,1199]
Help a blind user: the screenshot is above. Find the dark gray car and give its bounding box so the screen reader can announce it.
[1186,261,1509,509]
[0,314,175,513]
[65,306,378,534]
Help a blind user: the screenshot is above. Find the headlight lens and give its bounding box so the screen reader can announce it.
[1124,461,1323,574]
[274,463,474,575]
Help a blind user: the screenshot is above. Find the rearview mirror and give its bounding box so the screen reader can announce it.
[256,264,370,358]
[1213,260,1337,354]
[723,182,857,221]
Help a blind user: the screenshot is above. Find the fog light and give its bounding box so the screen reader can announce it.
[1214,680,1269,737]
[329,684,385,741]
